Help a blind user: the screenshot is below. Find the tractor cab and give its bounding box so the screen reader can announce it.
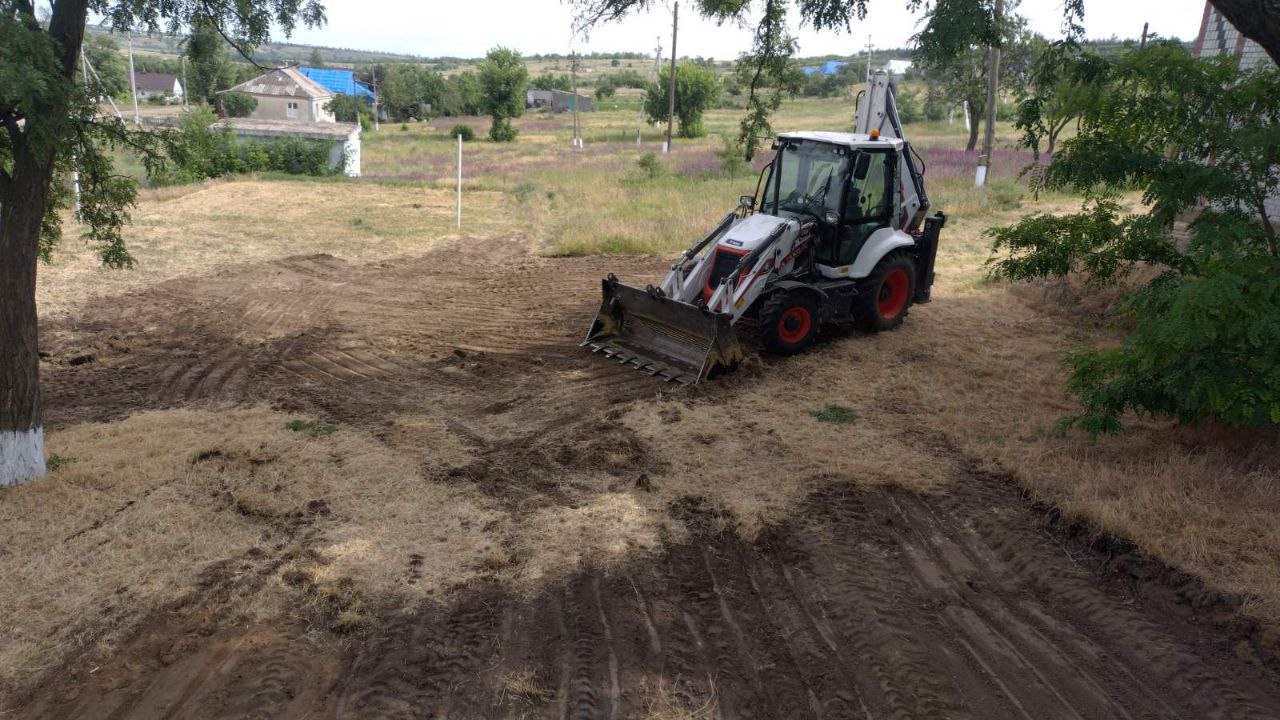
[756,132,901,275]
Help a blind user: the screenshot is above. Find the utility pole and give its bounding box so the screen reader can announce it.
[865,34,873,81]
[664,1,678,153]
[976,0,1002,187]
[571,51,581,148]
[372,67,380,131]
[127,32,141,126]
[1140,21,1149,49]
[181,55,189,111]
[639,35,661,144]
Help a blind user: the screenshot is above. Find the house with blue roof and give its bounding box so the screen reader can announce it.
[801,60,850,77]
[297,66,376,103]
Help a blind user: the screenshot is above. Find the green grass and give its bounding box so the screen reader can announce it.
[810,405,859,424]
[46,454,79,471]
[286,419,338,437]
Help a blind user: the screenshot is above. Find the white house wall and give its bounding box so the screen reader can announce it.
[249,95,335,123]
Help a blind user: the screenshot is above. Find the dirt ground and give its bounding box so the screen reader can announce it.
[5,220,1280,717]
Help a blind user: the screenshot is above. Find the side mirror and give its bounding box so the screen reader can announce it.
[853,153,871,181]
[739,194,755,210]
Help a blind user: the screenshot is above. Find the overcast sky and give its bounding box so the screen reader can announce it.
[279,0,1207,59]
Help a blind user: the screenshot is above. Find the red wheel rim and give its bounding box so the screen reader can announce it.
[878,268,910,320]
[777,306,812,344]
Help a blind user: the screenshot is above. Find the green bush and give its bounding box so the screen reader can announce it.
[489,117,518,142]
[989,45,1280,434]
[896,88,924,124]
[450,124,475,141]
[221,92,257,118]
[636,152,663,179]
[1063,257,1280,435]
[153,107,336,185]
[716,137,747,177]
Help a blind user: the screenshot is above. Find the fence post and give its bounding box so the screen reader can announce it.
[456,134,462,230]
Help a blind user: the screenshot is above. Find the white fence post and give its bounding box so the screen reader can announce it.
[456,134,462,230]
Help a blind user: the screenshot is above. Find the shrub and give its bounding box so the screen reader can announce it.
[221,92,257,118]
[716,137,747,177]
[489,117,518,142]
[896,88,924,124]
[1063,257,1280,435]
[989,45,1280,433]
[325,94,369,125]
[636,152,663,179]
[450,124,475,141]
[153,107,337,184]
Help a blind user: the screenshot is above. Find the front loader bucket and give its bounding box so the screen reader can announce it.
[582,274,743,384]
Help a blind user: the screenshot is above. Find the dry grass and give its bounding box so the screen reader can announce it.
[499,669,555,706]
[0,407,502,694]
[5,95,1278,700]
[37,180,515,318]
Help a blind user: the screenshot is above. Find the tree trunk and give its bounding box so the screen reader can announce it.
[0,0,90,486]
[966,98,981,152]
[0,156,49,486]
[1209,0,1280,66]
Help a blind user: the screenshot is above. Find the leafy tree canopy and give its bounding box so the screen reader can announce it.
[988,43,1280,433]
[478,46,528,142]
[643,61,720,138]
[573,0,1084,156]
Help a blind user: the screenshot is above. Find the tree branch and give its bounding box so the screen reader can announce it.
[196,0,269,69]
[1208,0,1280,66]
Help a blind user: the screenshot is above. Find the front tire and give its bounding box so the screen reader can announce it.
[759,292,820,355]
[853,251,916,333]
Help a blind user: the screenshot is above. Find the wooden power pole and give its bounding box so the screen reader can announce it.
[976,0,1003,187]
[664,1,678,153]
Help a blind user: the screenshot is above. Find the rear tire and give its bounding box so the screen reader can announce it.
[759,292,820,355]
[853,251,916,333]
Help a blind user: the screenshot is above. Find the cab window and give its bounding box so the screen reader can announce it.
[845,150,893,221]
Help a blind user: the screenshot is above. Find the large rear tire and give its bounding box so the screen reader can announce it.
[759,292,820,355]
[853,251,916,333]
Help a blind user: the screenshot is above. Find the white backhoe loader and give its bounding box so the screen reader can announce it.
[584,71,946,383]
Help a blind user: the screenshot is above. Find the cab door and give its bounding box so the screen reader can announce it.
[830,150,894,267]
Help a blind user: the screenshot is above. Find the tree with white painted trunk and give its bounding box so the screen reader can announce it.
[0,0,325,487]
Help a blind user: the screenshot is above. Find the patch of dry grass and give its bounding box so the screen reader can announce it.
[0,407,501,695]
[499,669,555,706]
[38,180,515,318]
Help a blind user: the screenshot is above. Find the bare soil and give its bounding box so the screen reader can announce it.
[13,235,1280,718]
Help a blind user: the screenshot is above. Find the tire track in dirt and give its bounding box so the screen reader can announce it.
[19,475,1280,719]
[40,243,665,438]
[26,239,1280,720]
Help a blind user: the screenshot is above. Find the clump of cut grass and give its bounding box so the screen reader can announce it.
[45,454,78,471]
[286,419,338,437]
[641,677,719,719]
[810,404,858,424]
[500,670,554,705]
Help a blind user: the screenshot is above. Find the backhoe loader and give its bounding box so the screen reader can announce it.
[584,71,945,383]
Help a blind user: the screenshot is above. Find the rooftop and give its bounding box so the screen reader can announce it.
[219,118,359,140]
[297,66,375,100]
[777,131,904,150]
[226,67,333,100]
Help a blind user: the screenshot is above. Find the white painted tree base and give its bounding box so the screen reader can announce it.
[0,427,45,487]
